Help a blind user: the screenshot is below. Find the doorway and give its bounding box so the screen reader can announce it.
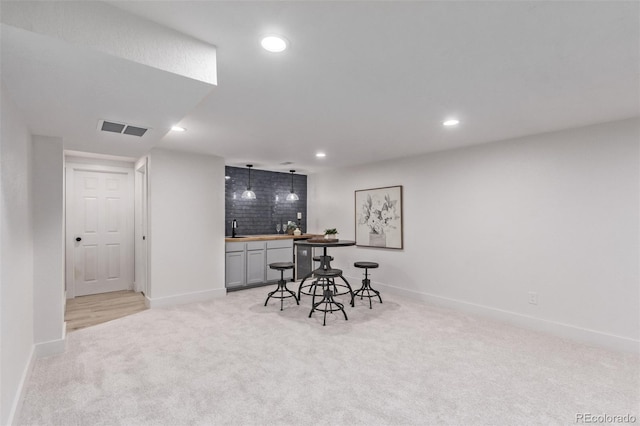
[65,162,135,298]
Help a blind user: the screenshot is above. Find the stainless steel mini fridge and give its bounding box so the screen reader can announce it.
[295,244,320,281]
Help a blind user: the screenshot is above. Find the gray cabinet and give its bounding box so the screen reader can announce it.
[246,242,266,285]
[225,250,246,288]
[225,239,293,289]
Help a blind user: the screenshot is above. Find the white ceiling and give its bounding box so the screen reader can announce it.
[2,1,638,173]
[1,23,214,159]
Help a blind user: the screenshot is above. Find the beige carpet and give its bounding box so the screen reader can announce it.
[18,284,639,425]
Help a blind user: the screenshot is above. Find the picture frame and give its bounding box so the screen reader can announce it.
[355,185,403,249]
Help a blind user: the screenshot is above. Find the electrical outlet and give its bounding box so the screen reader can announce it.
[528,291,538,305]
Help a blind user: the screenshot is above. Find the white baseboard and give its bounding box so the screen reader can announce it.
[146,287,226,308]
[6,345,36,426]
[34,327,67,358]
[345,276,640,354]
[9,326,67,424]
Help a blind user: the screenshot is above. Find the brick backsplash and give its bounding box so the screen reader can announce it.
[225,166,307,236]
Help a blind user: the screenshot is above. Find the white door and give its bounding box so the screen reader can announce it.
[70,168,134,296]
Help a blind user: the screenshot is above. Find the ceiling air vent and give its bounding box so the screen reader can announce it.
[98,120,149,137]
[280,161,294,165]
[101,121,125,133]
[122,125,147,137]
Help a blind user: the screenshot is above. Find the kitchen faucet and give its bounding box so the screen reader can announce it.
[232,219,238,237]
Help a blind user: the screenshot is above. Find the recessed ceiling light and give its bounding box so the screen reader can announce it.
[443,119,460,127]
[261,35,288,53]
[316,152,326,158]
[171,126,186,132]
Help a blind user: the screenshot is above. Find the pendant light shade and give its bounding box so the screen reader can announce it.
[241,164,256,200]
[286,169,299,201]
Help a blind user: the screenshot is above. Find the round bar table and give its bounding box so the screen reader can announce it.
[295,239,356,272]
[295,239,356,322]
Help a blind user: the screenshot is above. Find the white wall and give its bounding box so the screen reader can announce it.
[147,148,226,306]
[0,83,35,424]
[308,118,639,352]
[33,136,65,353]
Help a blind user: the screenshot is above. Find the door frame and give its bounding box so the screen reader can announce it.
[65,162,135,299]
[134,157,149,295]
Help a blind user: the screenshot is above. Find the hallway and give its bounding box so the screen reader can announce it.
[65,291,147,332]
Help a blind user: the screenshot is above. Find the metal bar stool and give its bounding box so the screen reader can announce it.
[353,261,382,309]
[310,256,355,307]
[309,268,348,326]
[265,262,298,311]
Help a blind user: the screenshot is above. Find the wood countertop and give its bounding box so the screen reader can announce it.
[224,233,322,243]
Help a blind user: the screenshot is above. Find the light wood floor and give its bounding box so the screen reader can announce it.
[65,290,148,332]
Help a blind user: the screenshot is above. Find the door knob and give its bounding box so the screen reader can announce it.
[75,237,82,242]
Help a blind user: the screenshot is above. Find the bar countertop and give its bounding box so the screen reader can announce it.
[224,233,321,243]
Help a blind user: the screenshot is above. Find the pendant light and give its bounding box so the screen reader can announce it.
[241,164,256,200]
[286,170,299,201]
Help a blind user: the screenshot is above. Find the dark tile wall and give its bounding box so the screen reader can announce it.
[225,166,307,236]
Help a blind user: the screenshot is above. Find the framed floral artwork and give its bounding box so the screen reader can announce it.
[355,185,403,249]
